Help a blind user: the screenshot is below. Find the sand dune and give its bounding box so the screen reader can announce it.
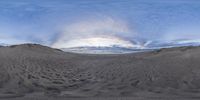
[0,44,200,100]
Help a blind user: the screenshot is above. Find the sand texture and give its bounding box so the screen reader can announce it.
[0,44,200,100]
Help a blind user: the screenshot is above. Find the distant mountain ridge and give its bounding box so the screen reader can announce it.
[146,39,200,49]
[62,45,153,54]
[1,38,200,54]
[61,39,200,54]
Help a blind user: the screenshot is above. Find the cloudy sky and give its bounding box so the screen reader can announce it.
[0,0,200,48]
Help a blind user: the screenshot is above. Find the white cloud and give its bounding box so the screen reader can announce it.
[52,16,136,48]
[52,17,137,48]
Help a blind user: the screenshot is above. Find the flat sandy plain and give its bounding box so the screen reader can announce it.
[0,44,200,100]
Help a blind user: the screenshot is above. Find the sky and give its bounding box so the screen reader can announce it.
[1,0,200,48]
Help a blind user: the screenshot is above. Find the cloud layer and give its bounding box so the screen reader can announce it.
[1,0,200,48]
[52,17,136,48]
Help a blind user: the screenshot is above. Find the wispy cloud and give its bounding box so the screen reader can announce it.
[52,16,136,48]
[0,0,200,48]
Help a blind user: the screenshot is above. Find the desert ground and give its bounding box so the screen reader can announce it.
[0,44,200,100]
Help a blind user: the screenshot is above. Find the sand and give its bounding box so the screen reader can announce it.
[0,44,200,100]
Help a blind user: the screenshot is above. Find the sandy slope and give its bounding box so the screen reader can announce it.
[0,44,200,99]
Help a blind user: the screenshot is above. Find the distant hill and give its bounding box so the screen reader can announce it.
[0,43,9,46]
[62,46,153,54]
[0,44,200,99]
[61,39,200,54]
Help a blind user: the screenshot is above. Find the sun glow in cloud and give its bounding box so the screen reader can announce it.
[52,36,143,48]
[52,17,138,48]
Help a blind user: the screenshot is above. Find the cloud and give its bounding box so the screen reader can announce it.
[52,16,136,48]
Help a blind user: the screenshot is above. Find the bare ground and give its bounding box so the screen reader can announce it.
[0,44,200,100]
